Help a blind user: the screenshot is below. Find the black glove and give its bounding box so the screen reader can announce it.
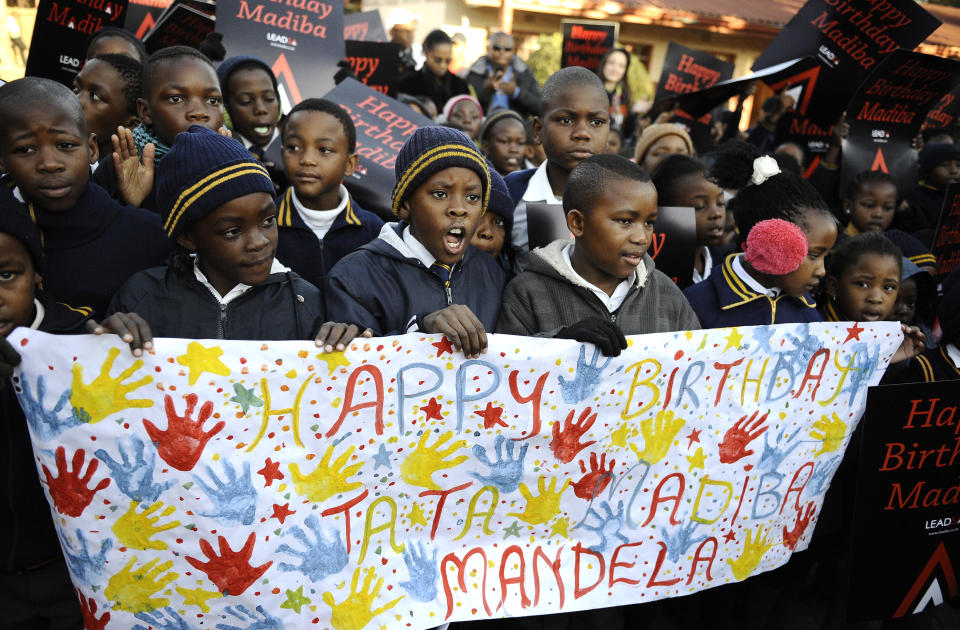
[555,317,627,357]
[0,336,22,390]
[199,32,226,62]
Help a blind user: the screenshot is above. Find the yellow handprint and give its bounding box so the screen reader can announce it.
[70,347,153,424]
[507,475,570,525]
[810,413,847,457]
[726,525,773,581]
[104,556,179,612]
[322,566,404,630]
[112,500,181,550]
[289,444,364,502]
[399,431,467,491]
[630,409,686,464]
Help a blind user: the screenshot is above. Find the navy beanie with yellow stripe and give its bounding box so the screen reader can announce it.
[157,125,276,239]
[391,126,490,216]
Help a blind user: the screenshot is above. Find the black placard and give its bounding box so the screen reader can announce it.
[26,0,129,86]
[525,203,568,251]
[143,4,213,54]
[774,111,834,158]
[849,382,960,620]
[931,183,960,280]
[560,19,617,72]
[345,41,400,98]
[922,87,960,133]
[654,43,733,104]
[651,206,697,287]
[344,10,386,43]
[124,0,171,38]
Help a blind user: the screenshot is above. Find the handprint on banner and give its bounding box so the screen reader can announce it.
[193,460,257,525]
[77,588,110,630]
[42,446,110,517]
[400,431,468,491]
[70,347,153,423]
[581,500,628,553]
[216,605,282,630]
[143,393,225,471]
[186,533,272,596]
[549,407,597,463]
[398,541,439,603]
[508,475,570,525]
[15,375,79,439]
[558,345,611,403]
[112,500,181,550]
[289,444,363,503]
[276,513,348,581]
[718,411,769,464]
[134,607,193,630]
[59,529,112,583]
[726,525,773,581]
[782,501,817,551]
[96,436,170,503]
[571,452,615,500]
[660,520,707,563]
[807,455,841,495]
[810,413,847,456]
[105,556,179,612]
[322,567,404,630]
[630,409,686,465]
[472,434,528,492]
[758,426,804,475]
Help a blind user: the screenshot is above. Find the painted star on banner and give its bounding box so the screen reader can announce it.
[280,585,311,614]
[432,335,454,357]
[686,428,702,449]
[257,458,284,486]
[844,322,864,343]
[475,402,507,429]
[504,521,522,538]
[686,447,707,472]
[724,327,744,352]
[318,350,350,375]
[407,502,428,527]
[373,443,393,470]
[230,383,263,414]
[176,341,230,385]
[271,503,295,524]
[422,397,443,421]
[723,530,737,543]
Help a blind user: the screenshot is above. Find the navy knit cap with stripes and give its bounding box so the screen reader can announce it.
[391,126,490,216]
[157,125,276,239]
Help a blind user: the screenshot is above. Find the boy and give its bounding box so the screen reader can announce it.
[73,53,142,157]
[275,99,384,289]
[326,126,504,357]
[497,154,699,356]
[0,77,170,317]
[505,66,610,269]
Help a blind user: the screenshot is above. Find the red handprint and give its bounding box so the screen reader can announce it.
[185,532,272,596]
[144,393,224,471]
[572,452,616,500]
[782,501,817,550]
[718,411,769,464]
[549,407,597,463]
[42,446,110,517]
[76,588,110,630]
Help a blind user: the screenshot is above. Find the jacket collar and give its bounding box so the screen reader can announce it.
[528,238,651,290]
[367,221,476,269]
[716,254,816,310]
[821,300,841,321]
[277,187,364,231]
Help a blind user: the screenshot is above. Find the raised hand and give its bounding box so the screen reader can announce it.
[112,500,181,550]
[549,406,597,463]
[144,393,224,471]
[216,605,282,630]
[105,556,179,612]
[288,444,363,503]
[581,500,628,553]
[113,125,155,207]
[630,409,686,465]
[472,434,528,493]
[726,525,773,581]
[58,528,112,582]
[782,501,816,551]
[42,446,110,517]
[134,607,193,630]
[718,411,769,464]
[194,460,257,525]
[810,413,847,457]
[571,452,615,500]
[186,532,272,596]
[276,513,348,581]
[398,541,439,603]
[95,436,170,503]
[70,347,153,424]
[660,520,706,563]
[14,374,78,439]
[322,567,404,630]
[507,475,570,525]
[558,345,613,403]
[400,431,468,491]
[77,588,110,630]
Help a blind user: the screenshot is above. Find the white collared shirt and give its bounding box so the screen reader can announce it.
[562,243,635,312]
[29,298,44,330]
[291,185,348,241]
[401,226,438,270]
[238,128,280,152]
[194,258,289,305]
[732,254,780,298]
[522,160,561,205]
[692,246,713,284]
[946,344,960,370]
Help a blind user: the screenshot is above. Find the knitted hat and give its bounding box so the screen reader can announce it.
[744,219,808,275]
[217,55,279,97]
[0,203,43,270]
[478,109,525,142]
[486,162,514,233]
[441,94,483,122]
[634,123,694,163]
[918,142,960,176]
[885,229,937,269]
[391,126,491,215]
[157,125,276,238]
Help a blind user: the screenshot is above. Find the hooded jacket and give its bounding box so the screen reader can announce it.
[465,55,540,119]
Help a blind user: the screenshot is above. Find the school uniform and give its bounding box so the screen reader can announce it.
[906,345,960,383]
[90,154,160,213]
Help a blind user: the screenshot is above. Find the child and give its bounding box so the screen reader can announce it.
[633,122,693,174]
[894,142,960,246]
[217,55,282,161]
[73,53,142,157]
[841,170,897,235]
[470,163,514,274]
[397,29,470,114]
[820,231,902,323]
[497,154,699,354]
[892,259,936,340]
[479,109,526,175]
[0,77,170,317]
[275,98,384,289]
[522,117,545,168]
[326,126,504,357]
[85,26,147,63]
[905,266,960,382]
[442,95,484,142]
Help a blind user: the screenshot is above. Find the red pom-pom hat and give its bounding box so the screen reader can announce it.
[743,219,808,276]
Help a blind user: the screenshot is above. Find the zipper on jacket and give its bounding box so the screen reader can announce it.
[217,303,227,339]
[445,285,453,306]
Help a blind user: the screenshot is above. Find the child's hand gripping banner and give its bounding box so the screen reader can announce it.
[10,323,901,629]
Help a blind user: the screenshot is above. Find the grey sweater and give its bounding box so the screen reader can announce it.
[496,239,701,337]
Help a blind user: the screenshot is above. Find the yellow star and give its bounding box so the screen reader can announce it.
[317,350,350,375]
[686,446,707,472]
[550,517,570,538]
[610,422,636,448]
[176,586,222,612]
[407,501,428,527]
[176,342,230,385]
[724,327,744,352]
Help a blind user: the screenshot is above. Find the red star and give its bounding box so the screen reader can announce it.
[432,335,454,357]
[422,397,443,421]
[257,458,284,487]
[686,428,702,449]
[844,322,864,343]
[723,530,737,543]
[271,503,295,524]
[475,402,507,429]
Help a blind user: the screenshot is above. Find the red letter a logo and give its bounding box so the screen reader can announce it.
[893,542,958,617]
[871,148,888,173]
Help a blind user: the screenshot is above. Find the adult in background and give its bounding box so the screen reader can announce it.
[398,29,470,114]
[596,48,637,142]
[388,8,420,76]
[465,32,540,119]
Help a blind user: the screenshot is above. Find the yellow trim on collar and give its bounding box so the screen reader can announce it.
[164,162,271,235]
[391,144,490,215]
[916,354,934,383]
[823,301,840,322]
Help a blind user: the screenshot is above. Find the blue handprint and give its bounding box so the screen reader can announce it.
[758,426,804,474]
[134,607,193,630]
[472,435,528,493]
[581,500,628,553]
[660,519,707,563]
[193,460,257,525]
[807,455,841,495]
[216,605,282,630]
[57,528,112,583]
[399,540,439,602]
[95,436,171,503]
[14,375,79,440]
[276,513,348,581]
[558,345,611,404]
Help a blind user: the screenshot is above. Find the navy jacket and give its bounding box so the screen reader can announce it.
[91,155,159,213]
[505,167,536,205]
[903,346,960,383]
[326,223,505,336]
[108,265,323,340]
[683,254,821,328]
[275,187,384,290]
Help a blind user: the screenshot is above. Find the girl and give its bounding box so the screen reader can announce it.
[633,122,693,174]
[478,110,526,175]
[470,164,515,276]
[820,231,902,323]
[841,170,898,235]
[442,95,484,142]
[397,29,470,114]
[596,48,636,142]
